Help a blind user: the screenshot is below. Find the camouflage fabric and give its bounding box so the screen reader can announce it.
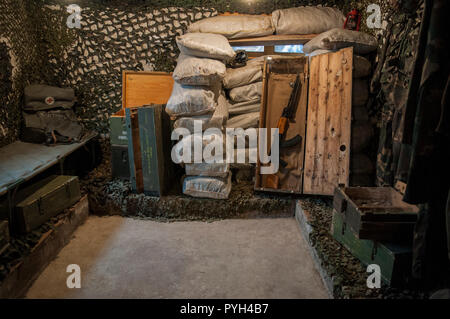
[398,0,450,286]
[371,2,423,186]
[403,0,450,204]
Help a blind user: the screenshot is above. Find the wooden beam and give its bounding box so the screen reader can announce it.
[229,34,317,47]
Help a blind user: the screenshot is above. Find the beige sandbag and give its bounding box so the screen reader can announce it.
[272,6,345,35]
[228,99,261,116]
[173,115,212,133]
[173,54,226,86]
[185,163,230,178]
[187,15,274,39]
[166,82,216,117]
[353,79,369,106]
[229,82,262,103]
[353,55,372,78]
[226,112,260,129]
[223,64,263,89]
[351,153,375,175]
[351,120,374,152]
[303,28,378,54]
[205,94,229,130]
[352,105,369,122]
[176,33,236,61]
[182,174,232,199]
[172,132,225,164]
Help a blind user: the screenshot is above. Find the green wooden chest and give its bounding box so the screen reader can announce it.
[109,113,128,146]
[332,210,412,286]
[333,186,419,242]
[111,144,130,180]
[0,220,9,255]
[13,175,81,233]
[126,105,173,196]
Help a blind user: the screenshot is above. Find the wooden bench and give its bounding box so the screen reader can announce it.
[0,132,96,233]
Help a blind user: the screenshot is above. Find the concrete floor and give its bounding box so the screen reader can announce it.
[26,216,328,299]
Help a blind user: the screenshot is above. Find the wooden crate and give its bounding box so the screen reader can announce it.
[110,71,174,147]
[13,176,81,233]
[110,110,128,146]
[303,48,353,195]
[255,56,309,194]
[0,220,9,255]
[126,105,173,196]
[333,186,419,242]
[255,48,353,196]
[332,210,412,286]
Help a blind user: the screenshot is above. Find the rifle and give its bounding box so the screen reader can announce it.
[263,73,303,189]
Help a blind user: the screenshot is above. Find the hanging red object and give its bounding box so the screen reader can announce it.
[344,9,361,31]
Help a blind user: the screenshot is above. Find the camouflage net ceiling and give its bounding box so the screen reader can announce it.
[0,0,406,145]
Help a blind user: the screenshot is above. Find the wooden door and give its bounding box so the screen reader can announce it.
[303,47,353,195]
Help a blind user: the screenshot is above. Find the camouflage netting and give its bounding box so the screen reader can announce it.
[0,0,75,147]
[0,0,392,142]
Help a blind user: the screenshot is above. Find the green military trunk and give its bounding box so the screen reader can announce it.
[13,175,81,233]
[109,116,128,146]
[0,220,9,255]
[331,211,412,286]
[333,186,419,242]
[111,144,130,180]
[126,105,173,196]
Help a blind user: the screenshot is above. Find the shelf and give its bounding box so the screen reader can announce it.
[228,34,317,47]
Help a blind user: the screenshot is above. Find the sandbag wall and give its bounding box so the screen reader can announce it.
[167,33,235,199]
[350,55,376,186]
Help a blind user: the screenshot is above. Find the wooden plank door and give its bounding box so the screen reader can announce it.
[303,47,353,195]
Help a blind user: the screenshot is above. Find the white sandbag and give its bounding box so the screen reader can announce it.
[303,28,378,54]
[205,94,229,130]
[185,163,230,178]
[226,112,260,129]
[272,6,345,35]
[172,132,225,164]
[228,99,260,116]
[223,64,263,89]
[229,82,262,103]
[173,53,226,86]
[183,174,232,199]
[166,82,216,117]
[176,33,236,61]
[173,115,212,133]
[187,15,274,39]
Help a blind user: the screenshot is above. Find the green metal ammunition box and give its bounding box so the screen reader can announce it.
[13,175,81,233]
[331,210,412,286]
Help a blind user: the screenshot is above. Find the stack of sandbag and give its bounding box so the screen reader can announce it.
[167,33,235,199]
[350,55,375,187]
[223,58,264,130]
[304,28,378,186]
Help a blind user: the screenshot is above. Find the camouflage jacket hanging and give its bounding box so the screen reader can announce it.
[370,3,423,186]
